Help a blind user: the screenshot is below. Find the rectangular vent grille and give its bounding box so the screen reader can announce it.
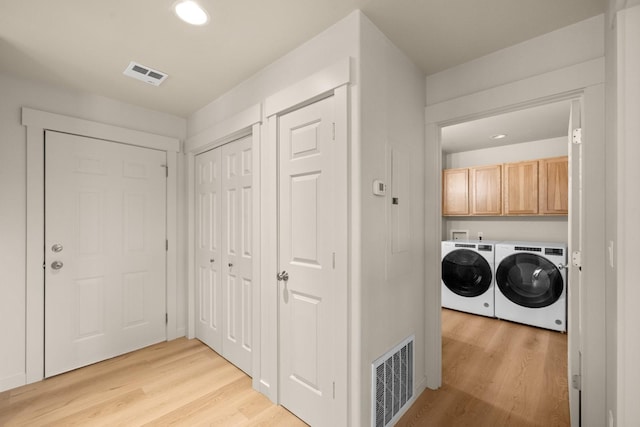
[123,61,168,86]
[372,335,414,427]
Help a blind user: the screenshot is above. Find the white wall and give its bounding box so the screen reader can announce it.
[612,3,640,426]
[426,15,604,105]
[443,137,568,243]
[358,13,426,426]
[0,72,186,392]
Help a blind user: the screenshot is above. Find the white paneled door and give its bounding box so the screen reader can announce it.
[195,135,253,375]
[44,131,167,378]
[278,95,337,426]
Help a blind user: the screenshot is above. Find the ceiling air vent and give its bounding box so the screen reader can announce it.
[123,61,168,86]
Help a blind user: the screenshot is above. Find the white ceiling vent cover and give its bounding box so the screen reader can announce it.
[123,61,168,86]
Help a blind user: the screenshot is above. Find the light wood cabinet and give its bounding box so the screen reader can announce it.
[442,168,469,215]
[503,160,539,215]
[469,164,502,215]
[442,156,568,217]
[539,156,569,214]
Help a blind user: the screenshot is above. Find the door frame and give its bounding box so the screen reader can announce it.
[262,58,350,423]
[22,107,180,384]
[424,58,606,424]
[185,104,262,389]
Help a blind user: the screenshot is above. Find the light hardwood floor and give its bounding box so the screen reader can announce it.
[0,310,569,426]
[397,309,570,427]
[0,338,306,426]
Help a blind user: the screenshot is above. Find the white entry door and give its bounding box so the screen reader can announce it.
[278,95,338,426]
[195,135,253,375]
[45,131,167,377]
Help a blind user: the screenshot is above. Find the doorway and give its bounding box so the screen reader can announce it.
[439,98,576,419]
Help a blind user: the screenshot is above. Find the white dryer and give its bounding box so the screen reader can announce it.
[441,240,497,317]
[494,241,568,332]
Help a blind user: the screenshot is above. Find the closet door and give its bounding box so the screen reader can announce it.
[195,148,223,351]
[195,136,253,376]
[220,136,253,375]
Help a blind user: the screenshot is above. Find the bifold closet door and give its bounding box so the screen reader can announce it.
[195,135,253,375]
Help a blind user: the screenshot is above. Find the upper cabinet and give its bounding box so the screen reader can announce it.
[442,156,568,217]
[503,160,539,215]
[539,156,569,215]
[469,164,502,216]
[442,168,469,216]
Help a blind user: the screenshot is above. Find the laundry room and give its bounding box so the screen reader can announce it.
[437,99,574,423]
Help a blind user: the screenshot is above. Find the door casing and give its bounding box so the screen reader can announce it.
[23,107,180,385]
[424,60,606,426]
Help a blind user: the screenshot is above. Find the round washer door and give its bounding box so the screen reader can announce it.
[442,249,492,297]
[496,253,564,308]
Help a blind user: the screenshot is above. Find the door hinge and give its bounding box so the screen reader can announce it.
[332,122,336,141]
[161,164,168,177]
[333,381,336,399]
[332,252,336,269]
[572,128,582,145]
[166,239,169,251]
[165,313,168,324]
[572,374,582,391]
[572,251,582,271]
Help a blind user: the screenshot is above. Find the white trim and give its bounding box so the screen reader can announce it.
[425,58,604,124]
[261,114,278,401]
[185,104,263,393]
[22,108,180,152]
[0,373,26,392]
[166,151,179,340]
[264,57,351,117]
[424,60,606,426]
[23,108,180,385]
[616,4,640,426]
[185,103,262,153]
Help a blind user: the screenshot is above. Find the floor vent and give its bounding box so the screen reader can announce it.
[372,335,414,427]
[123,61,168,86]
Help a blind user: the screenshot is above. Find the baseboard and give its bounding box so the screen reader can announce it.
[0,372,26,393]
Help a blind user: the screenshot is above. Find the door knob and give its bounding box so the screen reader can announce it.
[276,270,289,282]
[51,261,64,270]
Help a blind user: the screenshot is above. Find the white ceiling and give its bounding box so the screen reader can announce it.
[0,0,605,118]
[441,100,572,153]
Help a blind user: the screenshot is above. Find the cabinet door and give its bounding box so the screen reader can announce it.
[470,164,502,215]
[442,168,469,215]
[503,160,538,215]
[539,156,568,215]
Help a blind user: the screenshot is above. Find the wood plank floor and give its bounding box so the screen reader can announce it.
[0,310,569,426]
[397,309,570,427]
[0,338,306,426]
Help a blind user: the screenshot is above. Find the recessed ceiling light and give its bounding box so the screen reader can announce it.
[173,0,209,26]
[491,134,507,140]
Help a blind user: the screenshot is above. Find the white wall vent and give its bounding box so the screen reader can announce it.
[123,61,168,86]
[371,335,414,427]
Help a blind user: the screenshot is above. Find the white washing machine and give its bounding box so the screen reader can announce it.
[494,241,568,332]
[441,240,497,317]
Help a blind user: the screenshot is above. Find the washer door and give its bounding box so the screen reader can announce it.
[496,253,564,308]
[442,249,492,297]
